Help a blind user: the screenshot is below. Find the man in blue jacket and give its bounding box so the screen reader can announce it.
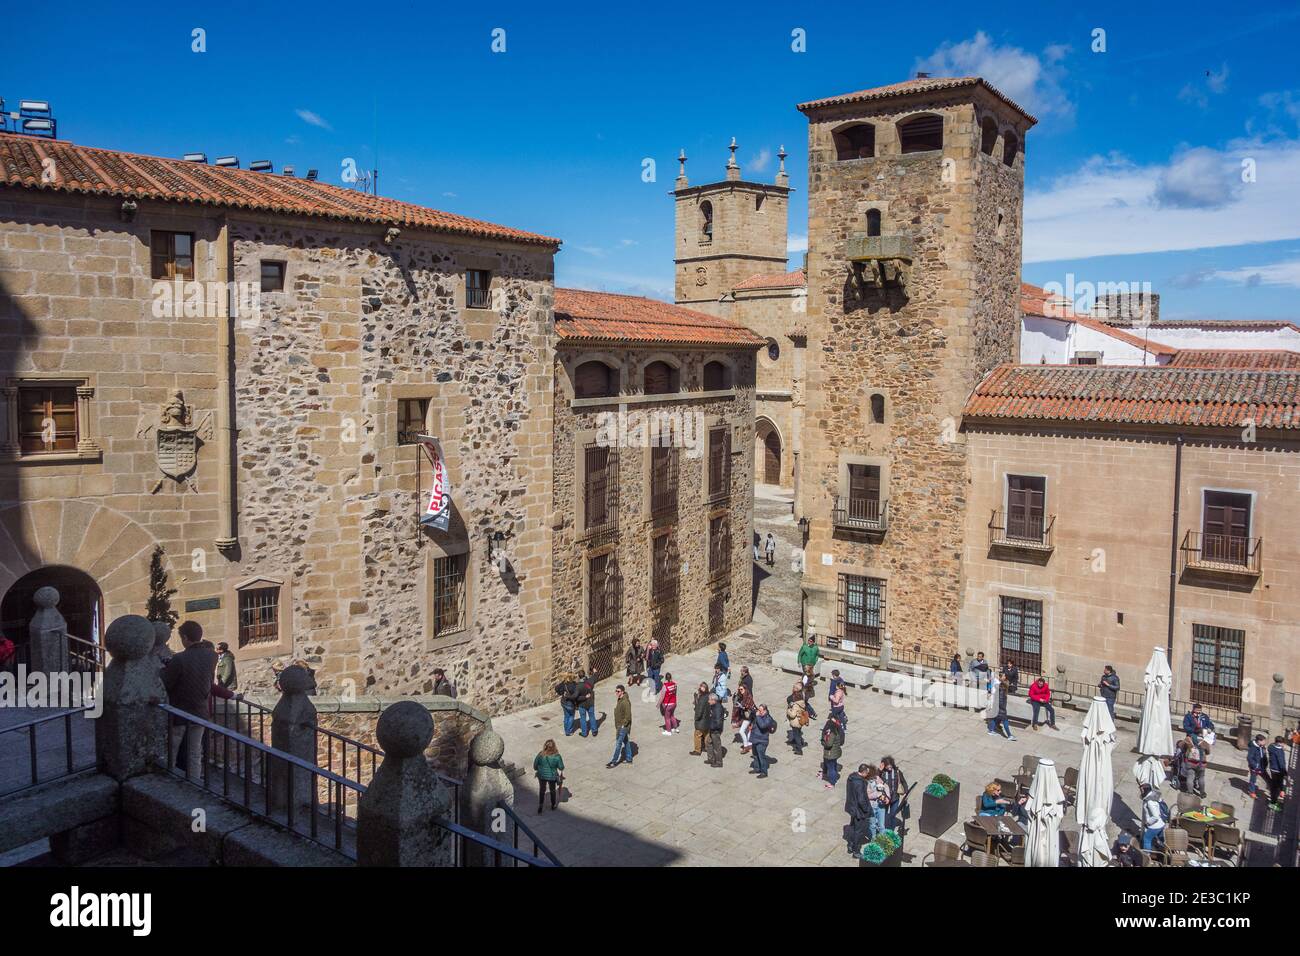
[1267,736,1289,810]
[1247,733,1268,798]
[1182,703,1215,741]
[748,703,777,778]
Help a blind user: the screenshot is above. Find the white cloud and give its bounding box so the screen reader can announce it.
[787,234,808,254]
[915,32,1072,119]
[1025,138,1300,262]
[619,238,638,247]
[749,147,772,172]
[295,109,332,130]
[1179,64,1230,109]
[1210,258,1300,288]
[575,245,607,258]
[441,191,458,198]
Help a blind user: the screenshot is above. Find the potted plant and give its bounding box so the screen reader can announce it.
[918,773,960,837]
[859,828,903,867]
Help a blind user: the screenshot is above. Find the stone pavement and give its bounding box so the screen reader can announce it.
[489,484,1283,866]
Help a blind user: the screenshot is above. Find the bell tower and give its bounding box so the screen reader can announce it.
[672,140,792,315]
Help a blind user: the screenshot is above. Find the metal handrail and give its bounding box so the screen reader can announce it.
[988,510,1055,550]
[0,705,95,796]
[497,800,563,867]
[433,815,558,867]
[1180,530,1262,574]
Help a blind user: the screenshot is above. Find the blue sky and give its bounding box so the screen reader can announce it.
[5,1,1300,320]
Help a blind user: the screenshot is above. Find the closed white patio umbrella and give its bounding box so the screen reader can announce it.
[1077,696,1117,867]
[1134,646,1175,791]
[1025,757,1066,867]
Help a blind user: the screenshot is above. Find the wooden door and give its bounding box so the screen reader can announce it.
[1006,475,1045,541]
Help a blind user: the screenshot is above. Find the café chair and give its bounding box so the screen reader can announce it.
[963,820,989,855]
[925,838,963,866]
[1211,825,1241,863]
[970,848,1000,867]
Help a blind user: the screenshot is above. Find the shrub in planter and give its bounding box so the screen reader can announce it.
[919,775,960,838]
[860,829,903,867]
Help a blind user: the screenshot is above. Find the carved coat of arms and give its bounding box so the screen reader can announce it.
[137,390,212,493]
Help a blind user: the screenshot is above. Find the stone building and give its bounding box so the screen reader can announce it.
[0,131,759,716]
[793,77,1035,661]
[550,289,762,680]
[961,364,1300,717]
[672,145,806,490]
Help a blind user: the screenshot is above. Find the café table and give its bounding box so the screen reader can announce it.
[971,815,1026,854]
[1178,809,1236,856]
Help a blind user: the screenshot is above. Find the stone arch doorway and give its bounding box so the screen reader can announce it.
[1,565,104,648]
[755,418,782,486]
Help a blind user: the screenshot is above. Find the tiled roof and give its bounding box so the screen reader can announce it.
[965,364,1300,431]
[0,132,560,247]
[1145,318,1300,333]
[1020,283,1177,357]
[797,76,1037,124]
[733,269,806,292]
[554,289,765,348]
[1169,349,1300,370]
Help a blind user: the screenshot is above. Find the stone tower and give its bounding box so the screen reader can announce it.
[672,140,792,315]
[795,76,1035,659]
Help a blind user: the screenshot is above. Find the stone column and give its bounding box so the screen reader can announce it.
[879,635,892,669]
[356,701,453,867]
[270,665,317,813]
[75,385,100,454]
[461,729,514,867]
[1270,673,1285,732]
[96,614,168,781]
[28,586,69,674]
[1,384,18,454]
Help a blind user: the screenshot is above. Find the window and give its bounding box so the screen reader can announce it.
[150,231,195,281]
[869,393,885,424]
[238,586,280,648]
[1006,475,1046,542]
[587,551,620,632]
[833,123,875,161]
[574,360,617,400]
[466,269,491,309]
[650,444,678,519]
[643,361,679,395]
[583,443,618,534]
[999,596,1043,675]
[766,339,780,363]
[18,386,77,454]
[897,113,944,153]
[1070,355,1098,366]
[431,554,467,638]
[844,463,881,525]
[652,532,679,604]
[260,260,285,292]
[1190,624,1244,710]
[1002,133,1019,167]
[397,398,428,446]
[980,117,998,155]
[708,514,731,580]
[837,574,884,650]
[866,208,882,238]
[707,426,731,501]
[1202,491,1251,565]
[699,201,713,242]
[703,361,731,391]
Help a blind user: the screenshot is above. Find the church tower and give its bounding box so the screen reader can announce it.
[672,140,792,315]
[795,76,1035,659]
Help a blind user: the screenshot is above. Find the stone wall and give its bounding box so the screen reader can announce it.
[551,346,756,681]
[798,88,1029,660]
[729,287,804,488]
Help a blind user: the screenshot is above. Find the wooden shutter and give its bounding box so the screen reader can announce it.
[1007,475,1045,539]
[644,362,673,395]
[575,362,612,399]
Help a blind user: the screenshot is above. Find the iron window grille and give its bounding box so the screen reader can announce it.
[1190,623,1245,711]
[835,574,884,650]
[238,586,280,647]
[998,596,1043,676]
[431,554,467,638]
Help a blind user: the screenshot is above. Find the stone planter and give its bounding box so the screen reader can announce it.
[919,782,960,838]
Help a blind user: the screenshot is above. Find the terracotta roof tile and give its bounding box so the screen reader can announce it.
[965,364,1300,431]
[733,269,806,292]
[797,76,1037,124]
[0,132,560,247]
[1169,349,1300,370]
[1020,282,1177,357]
[554,288,765,348]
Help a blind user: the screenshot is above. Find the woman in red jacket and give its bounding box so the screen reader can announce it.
[1028,674,1057,730]
[660,673,680,735]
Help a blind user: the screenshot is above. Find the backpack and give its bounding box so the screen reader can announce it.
[787,701,802,723]
[1158,799,1170,823]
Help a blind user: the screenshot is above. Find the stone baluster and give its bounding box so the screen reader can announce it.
[356,701,453,866]
[151,620,174,666]
[879,635,892,669]
[270,665,317,813]
[96,614,168,781]
[461,729,513,867]
[28,586,70,674]
[1269,673,1285,733]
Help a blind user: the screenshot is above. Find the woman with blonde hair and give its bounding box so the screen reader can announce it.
[533,739,565,814]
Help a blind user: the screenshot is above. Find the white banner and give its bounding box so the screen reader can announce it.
[417,434,451,531]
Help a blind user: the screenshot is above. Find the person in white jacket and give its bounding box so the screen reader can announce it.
[1139,784,1167,852]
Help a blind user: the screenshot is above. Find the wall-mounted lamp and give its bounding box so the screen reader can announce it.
[797,516,810,537]
[486,530,509,573]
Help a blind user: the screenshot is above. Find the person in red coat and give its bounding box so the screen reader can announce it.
[1028,674,1057,730]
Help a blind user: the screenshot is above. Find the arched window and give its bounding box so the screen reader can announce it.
[866,208,882,237]
[574,360,617,399]
[1002,133,1019,167]
[643,360,679,395]
[700,201,713,241]
[765,338,780,363]
[703,361,731,391]
[980,117,998,155]
[897,113,944,153]
[870,393,886,424]
[833,123,876,161]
